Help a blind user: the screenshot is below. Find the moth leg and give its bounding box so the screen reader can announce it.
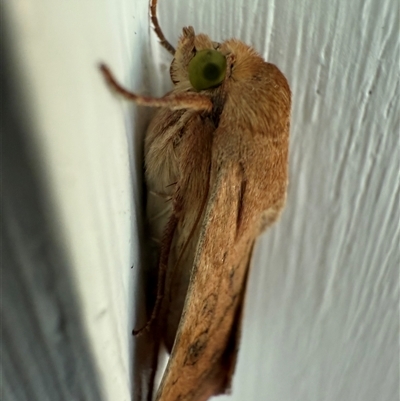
[99,64,212,111]
[133,214,178,336]
[150,0,175,55]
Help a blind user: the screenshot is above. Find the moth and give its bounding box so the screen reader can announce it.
[100,0,291,400]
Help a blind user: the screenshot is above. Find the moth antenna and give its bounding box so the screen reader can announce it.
[99,64,212,111]
[150,0,176,55]
[133,215,178,336]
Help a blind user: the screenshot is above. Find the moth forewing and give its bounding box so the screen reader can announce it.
[155,162,257,401]
[100,1,291,400]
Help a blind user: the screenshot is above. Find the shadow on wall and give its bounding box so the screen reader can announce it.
[1,24,104,401]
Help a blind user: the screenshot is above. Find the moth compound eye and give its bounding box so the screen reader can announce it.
[188,49,226,91]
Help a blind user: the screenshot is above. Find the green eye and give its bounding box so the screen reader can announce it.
[188,49,226,91]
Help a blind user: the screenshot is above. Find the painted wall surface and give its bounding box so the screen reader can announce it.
[4,0,399,401]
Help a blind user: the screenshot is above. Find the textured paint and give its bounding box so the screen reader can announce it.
[4,0,399,400]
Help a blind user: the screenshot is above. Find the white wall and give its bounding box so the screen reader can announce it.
[4,0,399,400]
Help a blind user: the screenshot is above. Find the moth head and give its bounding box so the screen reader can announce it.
[170,27,229,92]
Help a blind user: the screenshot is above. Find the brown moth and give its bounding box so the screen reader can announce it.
[100,0,291,400]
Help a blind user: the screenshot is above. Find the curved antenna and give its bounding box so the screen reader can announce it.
[150,0,176,55]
